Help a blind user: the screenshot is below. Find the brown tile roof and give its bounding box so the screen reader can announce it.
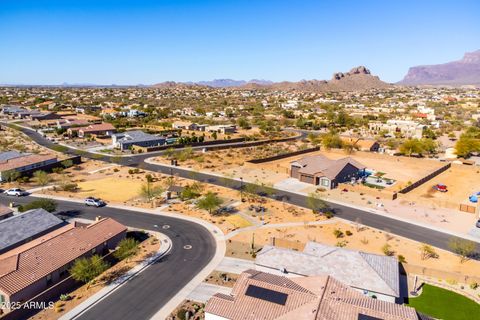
[78,123,115,133]
[292,155,366,180]
[206,270,419,320]
[0,218,126,296]
[207,269,317,320]
[0,154,57,172]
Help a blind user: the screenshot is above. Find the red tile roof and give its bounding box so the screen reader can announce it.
[206,270,419,320]
[80,123,115,133]
[0,218,126,296]
[0,154,57,172]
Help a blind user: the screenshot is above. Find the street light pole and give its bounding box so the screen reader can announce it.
[240,177,244,202]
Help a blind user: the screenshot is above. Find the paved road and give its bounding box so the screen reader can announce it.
[6,123,480,253]
[0,195,216,320]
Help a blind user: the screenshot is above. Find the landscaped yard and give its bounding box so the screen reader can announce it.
[407,284,480,320]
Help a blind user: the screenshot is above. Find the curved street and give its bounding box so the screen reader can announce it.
[0,194,217,320]
[7,123,479,253]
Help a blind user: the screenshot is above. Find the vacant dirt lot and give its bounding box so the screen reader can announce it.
[254,149,445,191]
[401,164,480,210]
[151,140,312,174]
[227,220,480,278]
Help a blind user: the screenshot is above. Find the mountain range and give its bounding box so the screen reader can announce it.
[152,66,391,92]
[398,49,480,86]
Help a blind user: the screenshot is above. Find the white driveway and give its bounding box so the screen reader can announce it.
[187,283,231,303]
[274,178,314,193]
[216,257,255,274]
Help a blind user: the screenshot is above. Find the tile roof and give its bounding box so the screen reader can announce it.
[0,153,57,172]
[256,242,400,297]
[0,217,126,296]
[78,123,116,133]
[206,269,318,320]
[291,155,365,179]
[0,209,64,253]
[206,270,418,320]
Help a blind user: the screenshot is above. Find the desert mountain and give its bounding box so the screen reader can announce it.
[398,50,480,86]
[250,66,390,92]
[152,66,389,92]
[195,79,273,88]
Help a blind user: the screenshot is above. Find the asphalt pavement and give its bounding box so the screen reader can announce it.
[7,123,480,254]
[0,195,216,320]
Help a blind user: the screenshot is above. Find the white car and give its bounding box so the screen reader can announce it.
[4,188,28,197]
[84,197,106,207]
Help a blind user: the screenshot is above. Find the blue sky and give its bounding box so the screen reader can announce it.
[0,0,479,85]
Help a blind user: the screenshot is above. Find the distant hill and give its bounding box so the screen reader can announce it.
[398,50,480,86]
[195,79,273,88]
[151,66,390,92]
[254,66,390,92]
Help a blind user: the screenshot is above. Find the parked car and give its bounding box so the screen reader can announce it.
[84,197,106,207]
[476,219,480,228]
[433,184,448,192]
[3,188,28,197]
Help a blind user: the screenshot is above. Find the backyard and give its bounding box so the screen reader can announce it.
[407,284,480,320]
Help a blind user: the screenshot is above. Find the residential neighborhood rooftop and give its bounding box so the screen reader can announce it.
[205,269,420,320]
[0,208,65,253]
[291,155,366,179]
[255,242,400,298]
[0,217,127,296]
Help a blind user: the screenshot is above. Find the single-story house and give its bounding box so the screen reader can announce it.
[111,130,166,151]
[207,125,237,134]
[75,105,102,114]
[340,136,380,152]
[290,155,366,189]
[67,123,116,138]
[28,112,62,121]
[255,242,401,302]
[0,217,126,312]
[205,269,422,320]
[172,121,198,130]
[0,151,57,182]
[56,119,90,130]
[0,105,27,116]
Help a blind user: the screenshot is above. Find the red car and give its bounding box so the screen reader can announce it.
[433,184,447,192]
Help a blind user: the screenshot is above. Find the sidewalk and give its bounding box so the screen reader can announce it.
[216,257,255,274]
[143,158,480,243]
[60,232,172,320]
[27,192,227,320]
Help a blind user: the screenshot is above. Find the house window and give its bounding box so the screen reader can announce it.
[321,179,329,187]
[91,248,96,254]
[0,294,4,304]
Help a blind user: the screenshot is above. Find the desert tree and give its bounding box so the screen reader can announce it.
[70,255,109,288]
[448,238,477,263]
[33,170,50,187]
[197,192,223,215]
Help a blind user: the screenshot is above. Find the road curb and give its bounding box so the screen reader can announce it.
[59,232,172,320]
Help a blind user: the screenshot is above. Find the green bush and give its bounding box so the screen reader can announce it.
[177,309,188,320]
[345,230,353,236]
[19,199,57,213]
